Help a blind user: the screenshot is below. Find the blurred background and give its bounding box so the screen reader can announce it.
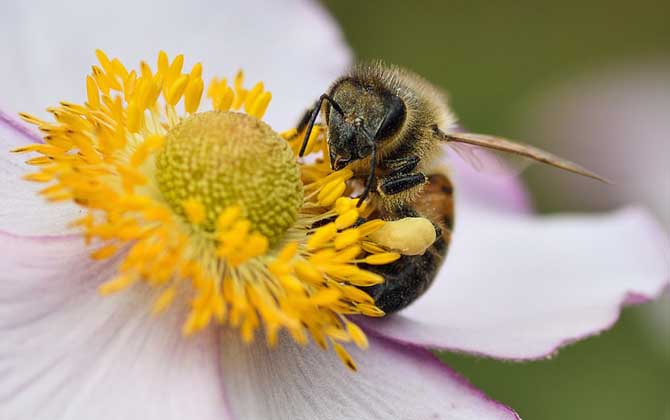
[321,0,669,419]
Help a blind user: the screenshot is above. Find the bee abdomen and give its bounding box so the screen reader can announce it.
[359,172,454,314]
[360,232,448,314]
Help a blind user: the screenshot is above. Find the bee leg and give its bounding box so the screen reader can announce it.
[296,103,317,133]
[284,106,324,143]
[359,206,446,314]
[378,172,428,196]
[377,154,427,198]
[384,155,421,175]
[299,93,343,157]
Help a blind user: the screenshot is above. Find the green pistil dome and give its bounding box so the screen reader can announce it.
[156,111,303,244]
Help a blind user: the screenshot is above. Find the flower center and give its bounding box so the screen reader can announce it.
[156,111,303,244]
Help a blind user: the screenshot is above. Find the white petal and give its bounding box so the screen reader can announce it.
[0,119,82,235]
[514,59,670,354]
[0,233,231,419]
[360,207,670,360]
[0,0,350,130]
[219,328,519,420]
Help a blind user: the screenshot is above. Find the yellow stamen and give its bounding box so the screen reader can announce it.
[183,198,206,225]
[346,321,369,350]
[152,286,177,314]
[318,179,347,207]
[363,252,401,265]
[334,228,360,250]
[99,274,135,295]
[335,208,359,230]
[90,244,119,260]
[333,342,357,372]
[307,223,338,250]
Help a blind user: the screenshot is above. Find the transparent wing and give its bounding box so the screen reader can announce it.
[446,141,533,176]
[436,127,610,183]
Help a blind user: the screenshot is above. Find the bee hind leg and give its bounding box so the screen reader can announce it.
[360,237,446,314]
[359,205,446,314]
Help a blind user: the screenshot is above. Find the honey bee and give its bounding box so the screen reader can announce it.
[298,62,606,314]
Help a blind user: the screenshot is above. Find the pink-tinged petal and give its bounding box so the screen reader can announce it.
[361,206,670,360]
[517,61,670,357]
[0,107,42,145]
[218,327,519,420]
[0,232,232,419]
[0,0,350,130]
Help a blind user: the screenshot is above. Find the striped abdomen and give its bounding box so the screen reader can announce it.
[360,173,454,314]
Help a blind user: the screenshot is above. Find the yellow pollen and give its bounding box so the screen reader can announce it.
[183,198,206,225]
[14,50,396,371]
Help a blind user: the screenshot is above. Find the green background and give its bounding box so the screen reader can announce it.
[321,1,669,419]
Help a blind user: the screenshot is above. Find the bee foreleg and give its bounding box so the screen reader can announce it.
[299,93,343,157]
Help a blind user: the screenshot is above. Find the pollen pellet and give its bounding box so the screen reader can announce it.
[368,217,436,255]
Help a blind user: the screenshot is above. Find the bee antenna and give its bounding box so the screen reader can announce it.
[356,127,377,207]
[299,94,343,157]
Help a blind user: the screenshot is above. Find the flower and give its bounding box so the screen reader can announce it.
[1,1,668,419]
[12,49,399,367]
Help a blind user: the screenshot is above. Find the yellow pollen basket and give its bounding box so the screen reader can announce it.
[13,50,400,371]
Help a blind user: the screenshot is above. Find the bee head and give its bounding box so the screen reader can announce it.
[327,79,406,171]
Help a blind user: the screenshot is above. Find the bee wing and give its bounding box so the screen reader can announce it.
[436,127,610,183]
[445,141,534,176]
